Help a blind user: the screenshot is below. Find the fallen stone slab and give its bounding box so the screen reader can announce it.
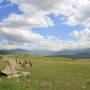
[0,70,31,78]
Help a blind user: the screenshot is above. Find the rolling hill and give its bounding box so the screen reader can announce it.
[0,48,90,59]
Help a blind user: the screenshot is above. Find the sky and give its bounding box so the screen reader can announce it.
[0,0,90,51]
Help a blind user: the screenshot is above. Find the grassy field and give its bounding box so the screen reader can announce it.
[0,55,90,90]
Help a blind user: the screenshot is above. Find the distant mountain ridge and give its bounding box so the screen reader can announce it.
[0,48,90,58]
[54,48,90,59]
[0,49,29,55]
[0,49,54,55]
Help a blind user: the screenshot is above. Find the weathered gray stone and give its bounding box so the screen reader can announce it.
[0,56,31,78]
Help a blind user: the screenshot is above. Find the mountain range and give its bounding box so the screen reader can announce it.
[0,48,90,59]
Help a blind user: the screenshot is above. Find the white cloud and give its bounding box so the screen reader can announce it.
[0,0,90,51]
[0,27,66,51]
[10,0,90,27]
[71,28,90,48]
[1,0,90,28]
[71,28,90,40]
[0,27,90,51]
[0,28,44,43]
[0,13,54,28]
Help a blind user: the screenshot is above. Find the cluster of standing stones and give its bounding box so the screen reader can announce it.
[0,55,32,78]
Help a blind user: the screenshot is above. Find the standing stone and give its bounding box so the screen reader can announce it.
[0,56,30,78]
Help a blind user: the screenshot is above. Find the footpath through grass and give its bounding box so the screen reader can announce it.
[0,56,90,90]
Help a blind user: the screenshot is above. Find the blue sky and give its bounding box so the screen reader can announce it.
[0,0,90,51]
[0,0,23,21]
[0,0,83,40]
[32,15,84,41]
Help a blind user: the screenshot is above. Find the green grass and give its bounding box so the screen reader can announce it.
[0,55,90,90]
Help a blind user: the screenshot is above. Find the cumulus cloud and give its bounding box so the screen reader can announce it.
[9,0,90,27]
[1,27,90,51]
[0,13,54,29]
[0,27,68,51]
[1,0,89,27]
[0,28,44,43]
[72,28,90,42]
[1,0,90,28]
[0,0,90,51]
[71,28,90,48]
